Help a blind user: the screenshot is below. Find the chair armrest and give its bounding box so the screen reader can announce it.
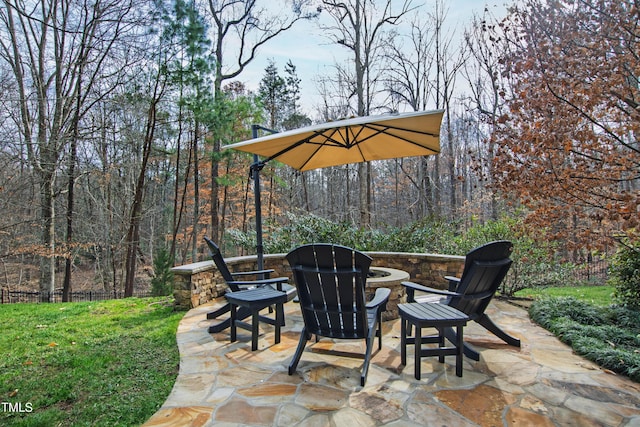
[228,277,288,287]
[402,281,460,299]
[230,269,275,277]
[366,287,391,309]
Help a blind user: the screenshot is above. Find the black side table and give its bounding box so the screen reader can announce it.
[399,302,469,378]
[225,287,288,351]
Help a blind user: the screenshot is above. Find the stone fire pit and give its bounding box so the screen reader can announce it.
[366,267,410,321]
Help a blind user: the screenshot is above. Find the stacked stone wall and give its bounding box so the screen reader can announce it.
[172,252,465,311]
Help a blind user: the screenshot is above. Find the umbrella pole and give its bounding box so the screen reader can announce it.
[251,153,264,274]
[250,124,278,276]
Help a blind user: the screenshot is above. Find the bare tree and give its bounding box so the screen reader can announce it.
[0,0,142,299]
[462,9,510,220]
[205,0,317,246]
[428,0,466,219]
[385,15,435,111]
[124,68,168,297]
[318,0,413,226]
[384,13,437,219]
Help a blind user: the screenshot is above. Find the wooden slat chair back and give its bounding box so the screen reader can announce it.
[455,240,514,288]
[448,258,513,320]
[403,240,519,361]
[205,237,242,291]
[203,236,293,334]
[289,244,371,339]
[286,244,390,386]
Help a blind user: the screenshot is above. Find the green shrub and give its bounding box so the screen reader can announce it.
[225,213,583,297]
[608,237,640,309]
[151,248,174,296]
[449,216,515,254]
[529,297,640,382]
[230,213,459,254]
[574,336,640,381]
[530,297,606,327]
[603,305,640,329]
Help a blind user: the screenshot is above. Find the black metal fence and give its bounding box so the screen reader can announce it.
[501,257,610,296]
[1,289,154,304]
[574,258,609,283]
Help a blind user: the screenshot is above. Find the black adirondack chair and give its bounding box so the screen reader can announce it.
[204,237,296,334]
[286,244,391,386]
[402,240,519,361]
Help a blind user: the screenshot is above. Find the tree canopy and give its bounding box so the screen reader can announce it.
[492,0,639,250]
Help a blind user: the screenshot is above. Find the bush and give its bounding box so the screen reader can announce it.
[529,297,606,327]
[608,237,640,309]
[603,305,640,329]
[230,213,459,254]
[151,248,174,296]
[529,297,640,382]
[227,213,520,255]
[225,213,581,297]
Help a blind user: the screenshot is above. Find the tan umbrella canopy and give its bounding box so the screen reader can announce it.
[225,109,444,171]
[224,109,444,269]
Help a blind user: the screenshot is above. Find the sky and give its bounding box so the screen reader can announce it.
[235,1,510,118]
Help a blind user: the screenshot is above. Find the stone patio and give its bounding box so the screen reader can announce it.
[144,298,640,426]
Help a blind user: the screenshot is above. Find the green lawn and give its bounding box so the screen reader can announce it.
[0,297,183,427]
[514,285,615,306]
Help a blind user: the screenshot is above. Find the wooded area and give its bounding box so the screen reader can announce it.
[0,0,637,300]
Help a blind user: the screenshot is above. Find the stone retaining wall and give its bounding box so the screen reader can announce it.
[172,252,465,311]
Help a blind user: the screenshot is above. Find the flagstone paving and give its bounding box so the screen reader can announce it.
[144,298,640,427]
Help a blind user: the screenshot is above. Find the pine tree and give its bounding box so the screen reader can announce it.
[258,60,288,129]
[151,248,175,297]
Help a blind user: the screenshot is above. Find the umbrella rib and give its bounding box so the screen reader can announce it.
[351,125,369,161]
[321,127,350,148]
[265,129,342,170]
[264,135,316,163]
[300,126,370,168]
[371,122,440,138]
[297,129,342,170]
[361,123,440,153]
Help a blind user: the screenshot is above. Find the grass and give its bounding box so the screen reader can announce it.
[528,296,640,382]
[514,284,615,306]
[0,297,183,427]
[514,285,640,382]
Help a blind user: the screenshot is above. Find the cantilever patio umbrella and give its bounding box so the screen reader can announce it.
[224,109,444,269]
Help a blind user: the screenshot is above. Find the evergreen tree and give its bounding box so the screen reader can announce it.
[282,60,311,130]
[151,248,175,296]
[258,60,288,129]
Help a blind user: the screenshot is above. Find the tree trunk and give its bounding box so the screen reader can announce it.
[63,55,85,302]
[62,136,77,302]
[171,97,184,262]
[192,123,200,261]
[124,95,158,297]
[39,166,56,302]
[446,111,456,218]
